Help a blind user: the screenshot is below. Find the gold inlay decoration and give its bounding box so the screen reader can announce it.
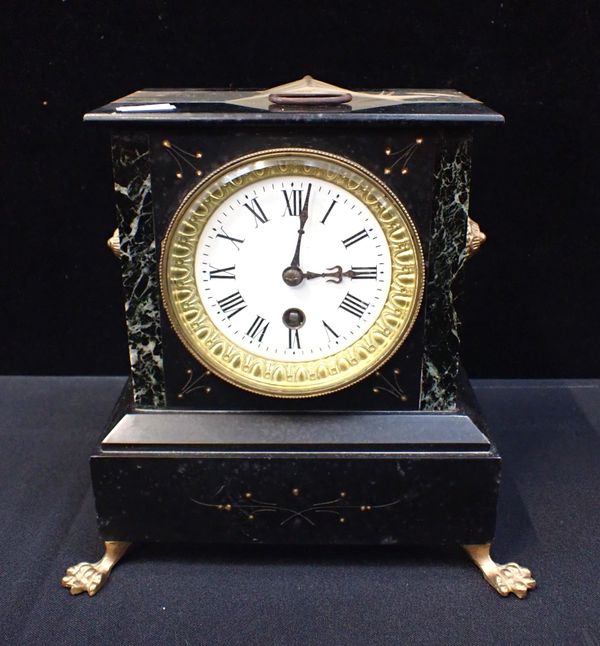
[190,488,401,527]
[160,148,424,398]
[162,139,203,179]
[383,137,424,175]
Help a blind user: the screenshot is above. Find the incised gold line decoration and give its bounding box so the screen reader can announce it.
[190,488,401,527]
[384,137,424,176]
[160,148,424,398]
[372,367,407,401]
[178,367,212,399]
[162,138,203,179]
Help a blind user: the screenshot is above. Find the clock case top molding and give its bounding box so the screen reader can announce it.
[75,80,515,580]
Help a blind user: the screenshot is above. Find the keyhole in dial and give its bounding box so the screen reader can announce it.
[282,307,306,329]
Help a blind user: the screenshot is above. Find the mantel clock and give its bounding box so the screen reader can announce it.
[62,77,536,599]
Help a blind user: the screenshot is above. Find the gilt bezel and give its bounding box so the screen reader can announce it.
[160,148,424,398]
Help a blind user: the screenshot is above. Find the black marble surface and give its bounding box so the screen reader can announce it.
[92,453,499,546]
[150,126,435,411]
[105,105,494,413]
[85,88,504,125]
[90,377,500,546]
[101,410,490,452]
[1,377,599,645]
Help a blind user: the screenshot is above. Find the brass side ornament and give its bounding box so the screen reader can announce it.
[107,228,123,258]
[61,541,131,596]
[466,217,487,258]
[463,543,537,598]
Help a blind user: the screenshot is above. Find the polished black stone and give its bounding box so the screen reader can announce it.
[102,86,502,412]
[85,88,504,126]
[91,87,504,553]
[91,379,500,545]
[101,410,490,452]
[107,124,479,412]
[92,453,500,545]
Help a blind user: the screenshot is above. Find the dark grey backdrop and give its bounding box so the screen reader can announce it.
[2,1,598,377]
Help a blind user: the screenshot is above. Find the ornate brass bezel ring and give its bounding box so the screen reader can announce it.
[160,148,425,398]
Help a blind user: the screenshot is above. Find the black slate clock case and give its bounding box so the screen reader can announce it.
[87,85,504,548]
[156,126,433,411]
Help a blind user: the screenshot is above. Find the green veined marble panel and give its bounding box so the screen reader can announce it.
[420,136,471,410]
[111,133,166,407]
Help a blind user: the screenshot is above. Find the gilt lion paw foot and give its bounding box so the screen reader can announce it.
[463,543,536,599]
[61,561,108,597]
[486,562,537,599]
[61,541,130,597]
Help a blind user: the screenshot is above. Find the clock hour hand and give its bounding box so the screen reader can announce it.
[304,266,357,284]
[285,265,363,285]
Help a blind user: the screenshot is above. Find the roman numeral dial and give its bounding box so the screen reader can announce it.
[320,198,338,224]
[322,320,339,342]
[194,174,394,362]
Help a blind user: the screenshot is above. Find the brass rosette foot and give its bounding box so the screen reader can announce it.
[61,541,131,597]
[463,543,536,599]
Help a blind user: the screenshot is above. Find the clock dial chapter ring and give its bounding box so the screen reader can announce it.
[160,148,425,398]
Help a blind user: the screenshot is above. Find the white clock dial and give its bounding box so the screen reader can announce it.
[195,176,392,362]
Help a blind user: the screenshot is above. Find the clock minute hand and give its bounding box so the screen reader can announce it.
[289,184,312,269]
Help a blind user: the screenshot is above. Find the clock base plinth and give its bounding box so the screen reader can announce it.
[64,383,525,597]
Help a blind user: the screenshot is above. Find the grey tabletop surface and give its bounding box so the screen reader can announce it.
[0,377,598,646]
